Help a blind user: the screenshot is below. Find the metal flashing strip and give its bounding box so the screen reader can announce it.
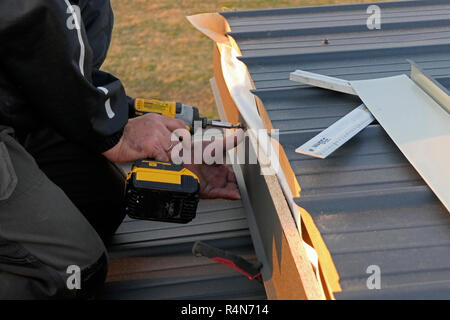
[191,13,345,298]
[189,13,336,299]
[295,104,375,159]
[212,71,326,299]
[289,65,450,213]
[211,67,326,299]
[188,14,302,232]
[290,70,357,96]
[409,60,450,114]
[351,75,450,213]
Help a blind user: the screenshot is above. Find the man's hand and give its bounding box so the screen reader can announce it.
[185,163,241,200]
[103,113,244,200]
[184,129,244,200]
[103,113,185,163]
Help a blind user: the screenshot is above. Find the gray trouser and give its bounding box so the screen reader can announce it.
[0,126,107,299]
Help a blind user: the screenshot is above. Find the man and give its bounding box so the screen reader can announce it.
[0,0,240,299]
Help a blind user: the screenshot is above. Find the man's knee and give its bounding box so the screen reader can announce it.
[21,127,126,243]
[0,126,109,299]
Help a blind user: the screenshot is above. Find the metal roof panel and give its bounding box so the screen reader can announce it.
[222,0,450,299]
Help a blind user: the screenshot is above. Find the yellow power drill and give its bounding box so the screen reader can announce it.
[124,98,243,224]
[134,98,244,133]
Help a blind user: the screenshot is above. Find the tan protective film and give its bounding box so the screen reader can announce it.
[188,13,300,229]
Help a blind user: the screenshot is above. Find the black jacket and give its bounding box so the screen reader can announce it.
[0,0,129,153]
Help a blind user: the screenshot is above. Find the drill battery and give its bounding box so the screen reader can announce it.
[125,160,200,224]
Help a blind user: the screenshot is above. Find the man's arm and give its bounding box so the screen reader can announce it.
[0,0,127,153]
[0,0,241,199]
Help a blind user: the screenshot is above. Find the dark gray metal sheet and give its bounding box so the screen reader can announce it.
[222,0,450,299]
[103,200,265,300]
[101,274,266,300]
[109,200,250,256]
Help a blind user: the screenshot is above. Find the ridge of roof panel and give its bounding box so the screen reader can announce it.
[221,0,450,19]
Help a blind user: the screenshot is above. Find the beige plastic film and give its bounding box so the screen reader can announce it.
[188,13,300,227]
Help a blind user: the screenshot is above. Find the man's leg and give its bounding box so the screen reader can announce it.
[21,127,126,243]
[0,127,107,299]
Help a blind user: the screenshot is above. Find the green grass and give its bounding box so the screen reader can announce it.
[103,0,386,118]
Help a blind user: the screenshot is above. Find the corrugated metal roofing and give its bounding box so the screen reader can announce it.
[221,0,450,299]
[101,199,266,300]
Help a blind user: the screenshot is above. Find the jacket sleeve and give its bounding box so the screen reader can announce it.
[81,0,115,69]
[0,0,128,153]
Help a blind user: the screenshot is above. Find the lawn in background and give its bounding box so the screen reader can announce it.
[104,0,385,118]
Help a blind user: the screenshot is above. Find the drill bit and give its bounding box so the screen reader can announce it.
[207,119,246,130]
